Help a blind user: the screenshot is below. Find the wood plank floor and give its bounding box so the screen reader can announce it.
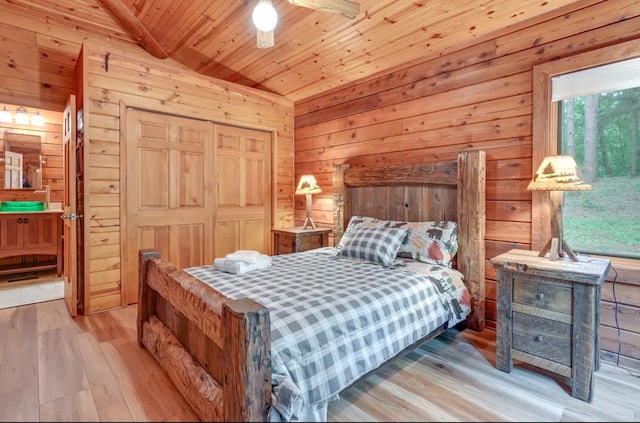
[0,299,638,422]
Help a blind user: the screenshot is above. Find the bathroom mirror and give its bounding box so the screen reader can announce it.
[1,131,43,189]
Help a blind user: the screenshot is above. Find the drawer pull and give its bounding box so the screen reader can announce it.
[536,292,544,300]
[534,335,544,342]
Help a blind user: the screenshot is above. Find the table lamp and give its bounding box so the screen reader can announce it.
[295,174,322,229]
[527,155,592,261]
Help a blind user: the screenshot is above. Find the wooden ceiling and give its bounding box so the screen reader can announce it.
[3,0,585,104]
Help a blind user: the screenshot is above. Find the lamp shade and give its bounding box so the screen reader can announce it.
[14,107,29,125]
[527,155,592,191]
[31,110,45,126]
[0,106,12,123]
[295,174,322,195]
[252,0,278,32]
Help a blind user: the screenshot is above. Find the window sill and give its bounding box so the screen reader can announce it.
[592,254,640,286]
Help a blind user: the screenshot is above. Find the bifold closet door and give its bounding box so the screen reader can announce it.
[213,125,272,257]
[124,109,213,304]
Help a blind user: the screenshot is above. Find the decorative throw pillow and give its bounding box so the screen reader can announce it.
[339,226,408,267]
[392,221,458,267]
[337,215,384,250]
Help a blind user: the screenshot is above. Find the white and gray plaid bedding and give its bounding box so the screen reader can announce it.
[184,248,470,421]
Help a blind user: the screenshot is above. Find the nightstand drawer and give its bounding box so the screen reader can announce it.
[513,278,572,314]
[512,311,572,366]
[298,235,324,251]
[276,236,294,253]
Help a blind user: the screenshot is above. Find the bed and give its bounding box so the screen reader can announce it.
[137,150,486,422]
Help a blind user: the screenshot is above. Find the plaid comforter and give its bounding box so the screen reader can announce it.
[185,248,470,421]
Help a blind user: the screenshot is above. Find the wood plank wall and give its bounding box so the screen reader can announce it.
[80,38,294,314]
[293,0,640,372]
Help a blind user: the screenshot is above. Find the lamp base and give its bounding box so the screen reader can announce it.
[302,193,317,229]
[537,190,578,262]
[301,217,317,230]
[538,237,578,261]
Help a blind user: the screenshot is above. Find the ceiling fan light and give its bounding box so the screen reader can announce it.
[252,1,278,32]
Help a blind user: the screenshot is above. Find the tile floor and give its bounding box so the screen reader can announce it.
[0,277,64,309]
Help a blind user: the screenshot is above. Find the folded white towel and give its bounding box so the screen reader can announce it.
[213,257,272,274]
[226,250,261,260]
[225,250,272,265]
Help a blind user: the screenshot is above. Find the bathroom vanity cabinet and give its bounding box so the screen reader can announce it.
[0,210,63,276]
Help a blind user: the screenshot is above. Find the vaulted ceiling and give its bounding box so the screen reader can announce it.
[3,0,585,104]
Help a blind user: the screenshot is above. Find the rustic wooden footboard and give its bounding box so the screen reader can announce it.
[137,250,271,421]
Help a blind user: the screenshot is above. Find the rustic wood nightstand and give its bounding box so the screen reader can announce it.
[271,227,331,255]
[490,249,611,402]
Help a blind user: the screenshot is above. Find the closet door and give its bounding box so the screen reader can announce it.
[124,109,213,304]
[214,125,271,257]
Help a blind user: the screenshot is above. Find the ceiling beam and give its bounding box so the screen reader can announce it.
[98,0,168,59]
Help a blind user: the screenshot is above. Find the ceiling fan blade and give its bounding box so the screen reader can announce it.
[288,0,360,19]
[256,29,274,48]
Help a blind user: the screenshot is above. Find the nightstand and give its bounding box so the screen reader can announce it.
[272,227,331,255]
[490,249,610,402]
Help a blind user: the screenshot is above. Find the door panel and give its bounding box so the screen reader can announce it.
[63,94,77,316]
[138,226,170,258]
[138,148,170,208]
[176,223,204,268]
[4,151,23,188]
[214,125,271,258]
[214,221,240,257]
[177,152,204,207]
[125,109,212,304]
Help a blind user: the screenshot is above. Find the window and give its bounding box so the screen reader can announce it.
[532,40,640,261]
[558,87,640,259]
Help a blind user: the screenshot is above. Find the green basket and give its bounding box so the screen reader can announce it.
[0,201,45,212]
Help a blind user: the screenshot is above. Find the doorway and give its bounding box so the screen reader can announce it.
[0,270,63,309]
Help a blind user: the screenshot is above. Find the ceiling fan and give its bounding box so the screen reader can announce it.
[252,0,360,48]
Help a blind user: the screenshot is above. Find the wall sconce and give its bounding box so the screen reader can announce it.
[31,111,45,126]
[527,155,592,261]
[295,174,322,230]
[0,106,46,126]
[0,106,12,123]
[15,107,30,124]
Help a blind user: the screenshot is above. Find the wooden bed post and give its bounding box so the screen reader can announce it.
[222,298,271,422]
[457,150,486,331]
[138,249,160,347]
[333,164,349,245]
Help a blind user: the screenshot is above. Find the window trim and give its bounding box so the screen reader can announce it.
[531,39,640,262]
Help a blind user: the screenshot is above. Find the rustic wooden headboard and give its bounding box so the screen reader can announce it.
[332,150,486,331]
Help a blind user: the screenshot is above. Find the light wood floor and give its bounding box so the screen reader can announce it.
[0,299,638,422]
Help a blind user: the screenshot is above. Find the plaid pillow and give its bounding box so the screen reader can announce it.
[339,226,408,266]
